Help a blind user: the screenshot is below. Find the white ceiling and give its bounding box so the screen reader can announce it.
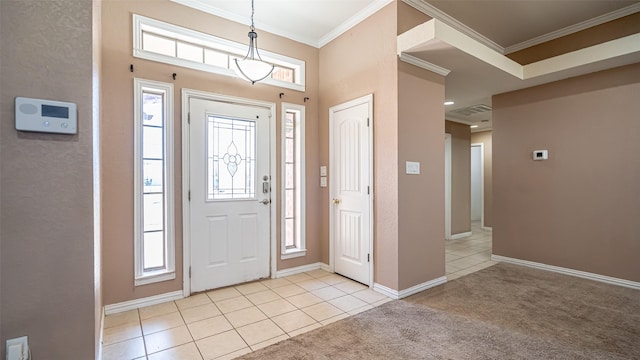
[173,0,640,132]
[170,0,393,48]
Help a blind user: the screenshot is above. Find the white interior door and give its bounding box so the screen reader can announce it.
[330,95,373,285]
[189,97,271,293]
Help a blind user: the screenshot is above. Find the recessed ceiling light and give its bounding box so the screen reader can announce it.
[444,101,455,106]
[470,125,479,128]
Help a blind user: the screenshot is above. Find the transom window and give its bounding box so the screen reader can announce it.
[281,104,306,259]
[133,14,304,92]
[134,78,175,286]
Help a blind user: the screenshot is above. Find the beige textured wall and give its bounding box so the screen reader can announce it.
[398,62,446,289]
[101,0,320,305]
[445,121,471,234]
[470,130,492,227]
[0,0,97,358]
[319,2,399,289]
[493,64,640,282]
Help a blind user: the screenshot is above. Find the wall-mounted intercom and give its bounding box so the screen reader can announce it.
[15,97,77,134]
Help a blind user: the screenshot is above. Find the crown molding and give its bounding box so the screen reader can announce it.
[401,0,505,54]
[172,0,393,49]
[318,0,394,48]
[399,53,451,76]
[505,2,640,54]
[170,0,319,47]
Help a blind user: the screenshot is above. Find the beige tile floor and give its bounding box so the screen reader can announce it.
[446,221,496,280]
[102,270,392,360]
[102,224,493,360]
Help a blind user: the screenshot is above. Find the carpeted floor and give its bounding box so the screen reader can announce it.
[238,263,640,359]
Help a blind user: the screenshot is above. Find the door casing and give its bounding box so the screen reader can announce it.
[181,88,277,297]
[445,133,452,240]
[471,143,485,228]
[329,94,374,287]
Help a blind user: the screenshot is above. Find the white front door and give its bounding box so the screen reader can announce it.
[189,97,271,293]
[330,95,373,285]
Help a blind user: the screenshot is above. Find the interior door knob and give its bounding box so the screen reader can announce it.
[332,198,340,205]
[259,199,271,205]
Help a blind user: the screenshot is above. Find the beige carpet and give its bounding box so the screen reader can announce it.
[239,263,640,359]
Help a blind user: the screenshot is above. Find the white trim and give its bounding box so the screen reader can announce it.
[444,133,452,240]
[135,271,176,286]
[98,308,104,360]
[482,226,493,231]
[401,0,504,54]
[492,255,640,290]
[170,0,318,47]
[280,250,306,260]
[133,78,176,286]
[329,94,375,287]
[170,0,393,49]
[181,88,277,297]
[505,3,640,54]
[372,283,398,299]
[399,53,451,76]
[449,231,472,240]
[398,19,640,84]
[373,276,447,300]
[281,103,306,259]
[471,143,485,228]
[274,262,331,278]
[104,291,184,315]
[318,0,394,48]
[133,14,305,92]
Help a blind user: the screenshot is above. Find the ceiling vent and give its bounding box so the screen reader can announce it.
[451,104,492,116]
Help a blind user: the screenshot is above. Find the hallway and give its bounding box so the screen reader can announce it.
[446,222,496,280]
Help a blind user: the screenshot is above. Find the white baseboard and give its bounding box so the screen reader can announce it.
[374,276,447,300]
[104,290,184,315]
[449,231,472,240]
[492,255,640,290]
[98,307,105,360]
[320,263,332,272]
[481,226,492,231]
[274,262,331,278]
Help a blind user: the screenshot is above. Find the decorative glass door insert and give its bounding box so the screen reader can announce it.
[207,116,256,200]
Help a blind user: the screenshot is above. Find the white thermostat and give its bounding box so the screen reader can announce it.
[15,97,77,134]
[533,150,548,160]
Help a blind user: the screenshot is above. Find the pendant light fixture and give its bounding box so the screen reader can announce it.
[234,0,274,84]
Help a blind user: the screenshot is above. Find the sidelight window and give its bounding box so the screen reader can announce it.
[281,104,306,259]
[134,78,175,286]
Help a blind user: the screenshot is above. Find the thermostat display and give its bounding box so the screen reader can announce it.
[15,97,77,134]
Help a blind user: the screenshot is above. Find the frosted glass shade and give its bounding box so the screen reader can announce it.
[234,58,274,84]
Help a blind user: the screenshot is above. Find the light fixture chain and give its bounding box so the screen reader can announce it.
[250,0,255,31]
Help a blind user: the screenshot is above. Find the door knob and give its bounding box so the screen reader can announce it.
[259,199,271,205]
[332,198,340,205]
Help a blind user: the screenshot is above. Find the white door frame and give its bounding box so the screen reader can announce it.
[445,133,452,240]
[471,142,485,228]
[181,88,277,297]
[328,94,374,287]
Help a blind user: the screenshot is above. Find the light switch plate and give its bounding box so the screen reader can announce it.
[320,166,327,177]
[320,177,327,187]
[406,161,420,175]
[533,150,548,160]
